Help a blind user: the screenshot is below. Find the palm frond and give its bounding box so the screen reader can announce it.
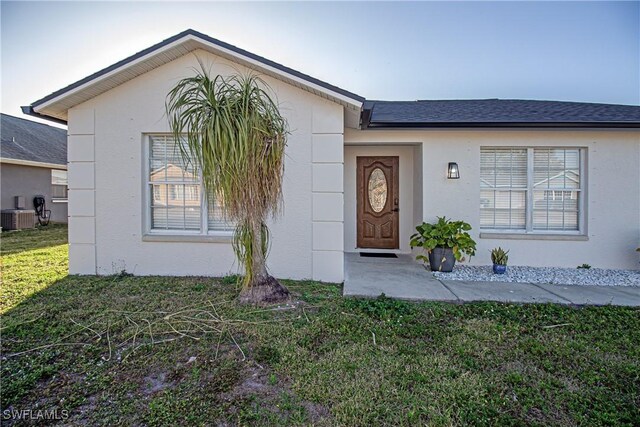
[166,64,288,288]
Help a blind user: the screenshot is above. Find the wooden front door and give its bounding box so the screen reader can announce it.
[357,156,399,249]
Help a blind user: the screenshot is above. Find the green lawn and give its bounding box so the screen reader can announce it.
[1,226,639,426]
[1,224,68,312]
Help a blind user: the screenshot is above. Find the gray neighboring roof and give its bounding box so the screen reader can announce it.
[362,99,640,128]
[23,29,364,124]
[1,114,67,166]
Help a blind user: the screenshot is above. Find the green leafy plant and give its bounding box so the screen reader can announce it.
[490,247,509,266]
[577,263,592,269]
[410,216,477,263]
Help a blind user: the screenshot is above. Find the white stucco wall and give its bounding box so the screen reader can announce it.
[67,109,97,274]
[345,128,640,269]
[311,104,345,282]
[66,50,344,281]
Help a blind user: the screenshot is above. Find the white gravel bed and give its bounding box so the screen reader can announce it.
[433,265,640,287]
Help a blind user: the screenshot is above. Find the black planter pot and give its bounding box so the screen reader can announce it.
[428,247,456,272]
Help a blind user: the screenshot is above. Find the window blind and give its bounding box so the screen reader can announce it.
[480,148,527,229]
[480,147,583,233]
[148,135,234,233]
[149,135,201,231]
[532,148,580,231]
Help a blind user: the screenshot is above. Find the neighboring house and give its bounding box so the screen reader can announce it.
[22,29,640,279]
[1,114,68,223]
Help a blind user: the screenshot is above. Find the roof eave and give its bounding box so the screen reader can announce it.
[0,157,67,169]
[21,106,68,125]
[365,121,640,129]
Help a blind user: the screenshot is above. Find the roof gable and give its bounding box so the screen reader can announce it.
[24,29,364,124]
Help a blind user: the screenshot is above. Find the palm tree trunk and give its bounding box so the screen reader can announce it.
[250,219,268,284]
[238,219,289,305]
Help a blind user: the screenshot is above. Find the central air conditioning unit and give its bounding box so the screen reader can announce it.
[1,209,36,230]
[1,196,36,230]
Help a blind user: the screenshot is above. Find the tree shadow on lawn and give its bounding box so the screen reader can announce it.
[0,275,337,426]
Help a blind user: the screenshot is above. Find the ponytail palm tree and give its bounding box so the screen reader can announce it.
[166,67,289,304]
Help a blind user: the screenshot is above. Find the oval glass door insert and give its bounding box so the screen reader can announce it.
[368,168,388,213]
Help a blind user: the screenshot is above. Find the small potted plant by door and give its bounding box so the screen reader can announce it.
[410,216,477,272]
[490,247,509,274]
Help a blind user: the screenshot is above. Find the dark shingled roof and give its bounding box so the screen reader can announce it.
[363,99,640,128]
[1,114,67,165]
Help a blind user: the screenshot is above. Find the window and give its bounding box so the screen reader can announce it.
[51,170,68,200]
[147,135,233,234]
[480,147,584,234]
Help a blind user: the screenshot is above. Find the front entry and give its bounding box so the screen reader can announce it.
[357,156,399,249]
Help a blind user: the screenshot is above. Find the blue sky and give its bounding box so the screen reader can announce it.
[2,1,638,126]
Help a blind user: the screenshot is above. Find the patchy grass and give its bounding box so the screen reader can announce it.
[1,226,639,426]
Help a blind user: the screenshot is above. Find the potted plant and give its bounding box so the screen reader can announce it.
[410,216,477,272]
[490,247,509,274]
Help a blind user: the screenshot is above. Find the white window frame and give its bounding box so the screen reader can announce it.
[51,169,68,202]
[480,146,587,238]
[142,134,234,241]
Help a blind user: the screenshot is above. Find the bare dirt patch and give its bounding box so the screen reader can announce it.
[142,372,172,396]
[220,363,332,425]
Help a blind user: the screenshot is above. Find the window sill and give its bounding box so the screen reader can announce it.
[480,232,588,242]
[142,233,233,243]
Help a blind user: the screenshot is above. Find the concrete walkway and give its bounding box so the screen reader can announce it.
[343,253,640,306]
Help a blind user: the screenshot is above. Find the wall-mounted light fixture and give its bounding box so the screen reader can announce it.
[447,162,460,179]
